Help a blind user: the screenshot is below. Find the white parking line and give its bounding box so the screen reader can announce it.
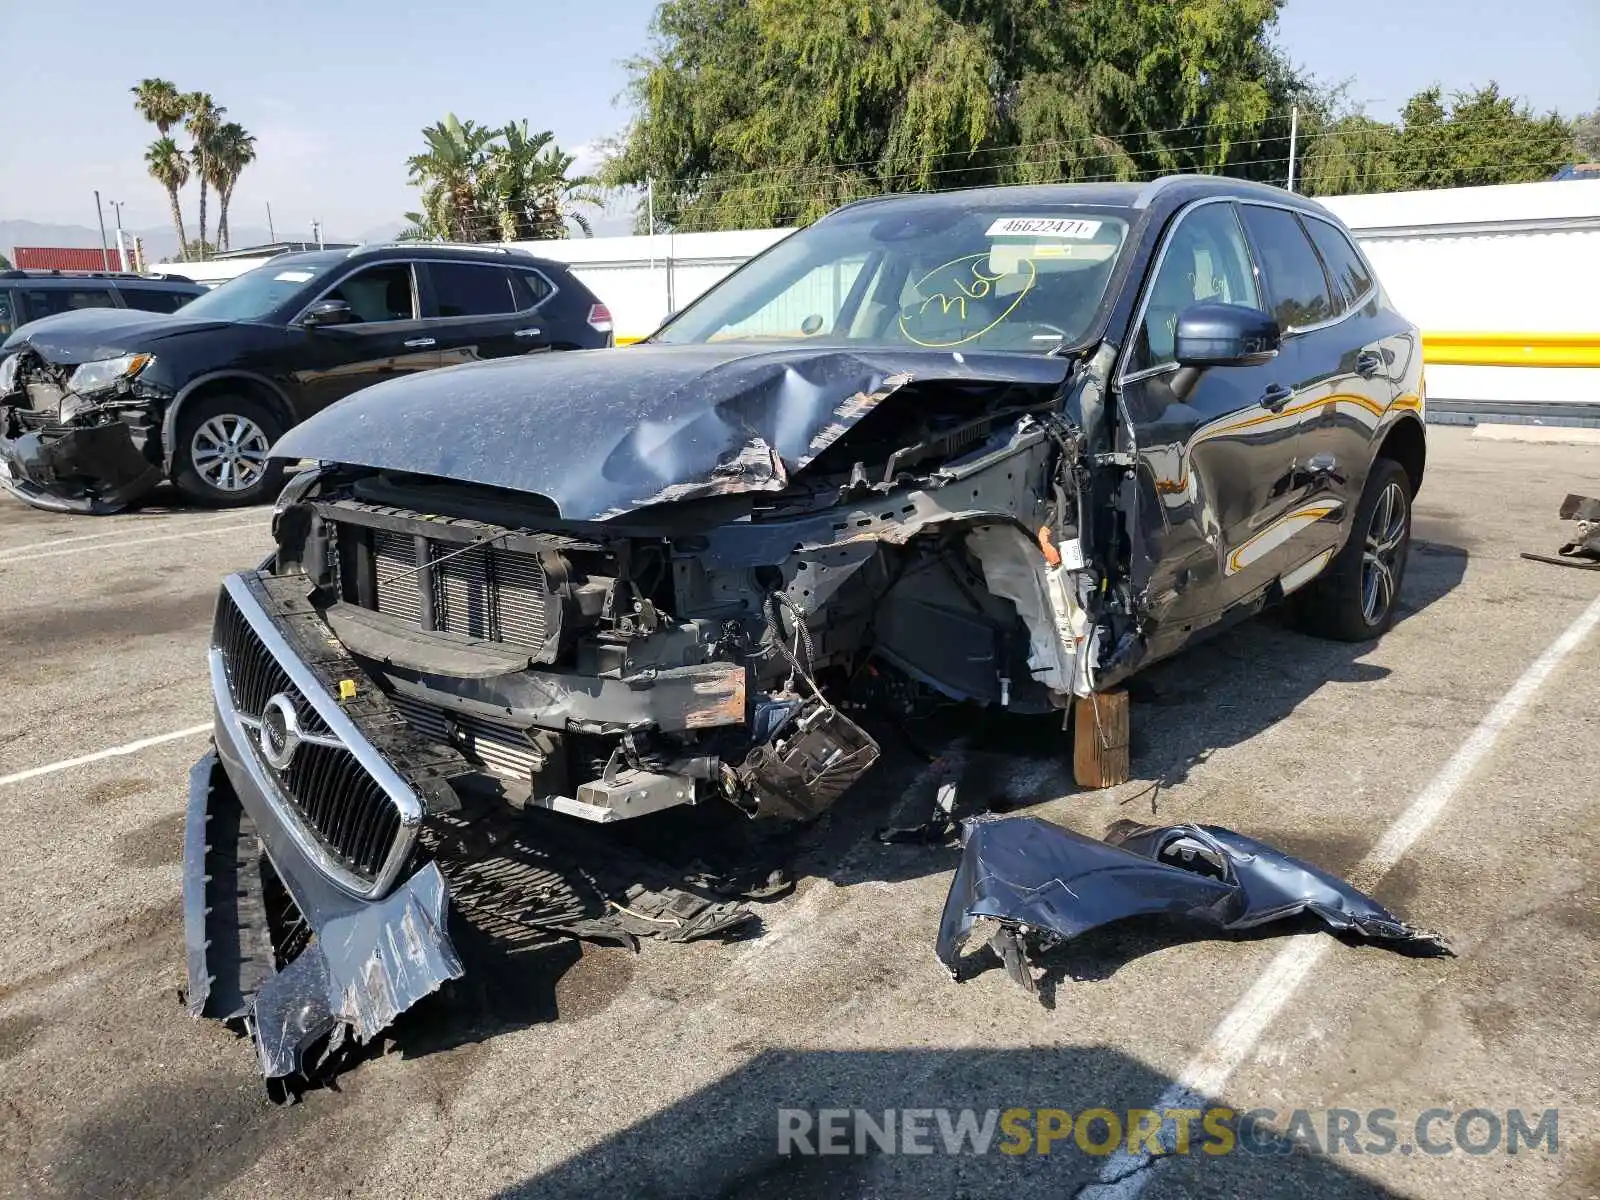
[0,508,258,559]
[1083,590,1600,1198]
[0,521,267,565]
[0,723,212,788]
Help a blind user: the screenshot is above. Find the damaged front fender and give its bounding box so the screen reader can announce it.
[937,816,1449,986]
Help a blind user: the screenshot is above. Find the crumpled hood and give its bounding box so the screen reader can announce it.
[2,308,234,363]
[271,343,1070,521]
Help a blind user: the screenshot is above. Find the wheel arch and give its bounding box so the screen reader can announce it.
[161,371,295,471]
[1375,414,1426,497]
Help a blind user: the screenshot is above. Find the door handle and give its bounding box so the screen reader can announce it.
[403,337,436,349]
[1258,384,1294,412]
[513,327,543,339]
[1356,350,1383,378]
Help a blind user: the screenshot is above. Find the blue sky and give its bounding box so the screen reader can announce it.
[2,0,1594,239]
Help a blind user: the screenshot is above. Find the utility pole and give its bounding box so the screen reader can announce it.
[266,201,276,243]
[93,190,111,271]
[312,220,323,249]
[1286,105,1300,193]
[108,200,128,271]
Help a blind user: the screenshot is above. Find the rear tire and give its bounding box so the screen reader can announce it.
[172,394,286,507]
[1295,457,1412,642]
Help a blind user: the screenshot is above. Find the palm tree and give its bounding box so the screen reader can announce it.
[483,122,601,240]
[405,115,601,242]
[406,114,497,241]
[183,92,226,258]
[130,78,186,134]
[145,137,191,260]
[206,122,257,251]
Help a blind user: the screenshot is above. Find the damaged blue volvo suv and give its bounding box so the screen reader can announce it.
[183,176,1425,1085]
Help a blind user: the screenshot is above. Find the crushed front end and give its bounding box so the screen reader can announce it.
[0,347,166,513]
[184,345,1146,1082]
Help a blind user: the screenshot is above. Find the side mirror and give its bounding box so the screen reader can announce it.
[1174,302,1280,368]
[301,299,354,328]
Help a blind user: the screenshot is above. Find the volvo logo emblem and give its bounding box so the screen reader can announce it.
[259,693,304,770]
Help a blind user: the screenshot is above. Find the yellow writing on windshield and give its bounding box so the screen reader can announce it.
[898,253,1037,348]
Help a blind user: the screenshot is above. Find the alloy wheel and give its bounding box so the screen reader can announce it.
[1360,481,1408,625]
[190,414,271,493]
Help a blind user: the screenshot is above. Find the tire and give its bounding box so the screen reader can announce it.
[1295,457,1412,642]
[172,394,287,507]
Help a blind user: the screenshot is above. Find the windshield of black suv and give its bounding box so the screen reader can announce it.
[176,252,346,322]
[655,200,1130,353]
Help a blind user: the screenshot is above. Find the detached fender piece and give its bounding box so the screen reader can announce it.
[936,816,1449,984]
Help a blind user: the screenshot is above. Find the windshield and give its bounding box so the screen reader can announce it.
[177,253,343,322]
[656,200,1130,354]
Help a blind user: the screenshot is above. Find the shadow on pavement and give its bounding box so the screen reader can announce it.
[490,1046,1407,1199]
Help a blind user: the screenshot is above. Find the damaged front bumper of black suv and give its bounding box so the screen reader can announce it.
[0,355,166,513]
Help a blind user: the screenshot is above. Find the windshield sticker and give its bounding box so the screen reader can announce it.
[897,254,1037,349]
[986,217,1102,240]
[274,270,314,282]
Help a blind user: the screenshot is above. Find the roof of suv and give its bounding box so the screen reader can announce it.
[826,175,1334,221]
[0,269,201,288]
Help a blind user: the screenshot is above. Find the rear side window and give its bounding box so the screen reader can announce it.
[1130,202,1261,373]
[1302,217,1374,311]
[120,287,192,314]
[0,290,13,337]
[1238,205,1338,329]
[430,262,516,317]
[19,287,117,322]
[509,269,553,309]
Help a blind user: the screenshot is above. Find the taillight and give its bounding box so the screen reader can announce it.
[587,303,613,333]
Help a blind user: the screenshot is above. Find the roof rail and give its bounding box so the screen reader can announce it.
[346,241,534,259]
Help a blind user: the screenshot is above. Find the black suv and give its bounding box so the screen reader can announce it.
[0,244,613,512]
[184,177,1427,1081]
[0,269,204,338]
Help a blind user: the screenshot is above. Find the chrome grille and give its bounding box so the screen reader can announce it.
[214,588,405,884]
[389,693,543,786]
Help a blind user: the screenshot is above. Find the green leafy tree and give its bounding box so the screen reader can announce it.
[183,93,227,258]
[404,115,599,241]
[605,0,1301,230]
[0,252,11,271]
[144,136,191,261]
[1566,95,1597,160]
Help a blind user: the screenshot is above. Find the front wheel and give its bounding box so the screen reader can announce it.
[172,394,286,507]
[1295,458,1412,641]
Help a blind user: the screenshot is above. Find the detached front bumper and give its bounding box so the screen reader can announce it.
[184,641,465,1081]
[0,406,163,514]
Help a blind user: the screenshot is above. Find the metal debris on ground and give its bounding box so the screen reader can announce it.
[936,815,1451,993]
[1521,493,1600,571]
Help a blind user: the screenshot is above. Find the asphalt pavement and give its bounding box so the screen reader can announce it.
[0,427,1596,1200]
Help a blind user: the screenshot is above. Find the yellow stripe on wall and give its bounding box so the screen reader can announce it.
[1422,332,1600,369]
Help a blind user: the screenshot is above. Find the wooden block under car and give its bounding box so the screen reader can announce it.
[1073,688,1130,788]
